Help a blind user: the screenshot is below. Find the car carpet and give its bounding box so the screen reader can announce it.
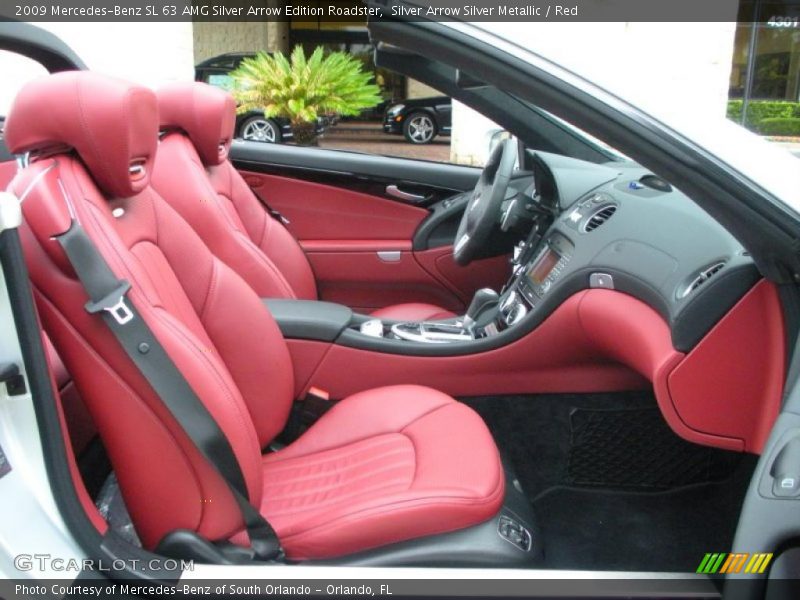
[463,392,756,572]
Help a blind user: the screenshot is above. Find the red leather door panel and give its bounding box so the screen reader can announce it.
[301,242,463,313]
[242,172,428,240]
[240,171,507,312]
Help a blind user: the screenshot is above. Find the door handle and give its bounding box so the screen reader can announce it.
[386,185,427,204]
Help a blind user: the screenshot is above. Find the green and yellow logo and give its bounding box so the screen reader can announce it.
[696,552,773,574]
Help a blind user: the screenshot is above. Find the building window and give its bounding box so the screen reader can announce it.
[730,21,800,101]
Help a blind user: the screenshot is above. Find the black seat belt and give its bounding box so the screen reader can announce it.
[55,221,282,562]
[249,187,290,226]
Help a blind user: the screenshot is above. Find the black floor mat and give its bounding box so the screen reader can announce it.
[567,406,741,489]
[464,392,756,572]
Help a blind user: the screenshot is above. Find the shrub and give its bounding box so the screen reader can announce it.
[757,117,800,136]
[230,47,382,145]
[727,100,800,133]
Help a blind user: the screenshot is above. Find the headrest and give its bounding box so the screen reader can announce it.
[4,71,158,199]
[157,82,236,166]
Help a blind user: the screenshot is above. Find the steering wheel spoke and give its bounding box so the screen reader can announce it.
[453,139,517,266]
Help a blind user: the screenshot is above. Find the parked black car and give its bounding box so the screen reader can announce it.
[195,52,326,143]
[383,96,452,144]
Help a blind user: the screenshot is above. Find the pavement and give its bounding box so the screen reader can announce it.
[318,121,451,162]
[768,140,800,158]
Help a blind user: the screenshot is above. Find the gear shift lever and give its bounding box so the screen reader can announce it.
[463,288,500,332]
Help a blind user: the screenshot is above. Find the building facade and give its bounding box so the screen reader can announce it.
[2,2,798,166]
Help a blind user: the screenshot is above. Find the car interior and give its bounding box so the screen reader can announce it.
[0,21,795,580]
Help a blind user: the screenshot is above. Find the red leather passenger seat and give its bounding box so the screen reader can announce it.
[152,82,455,322]
[6,72,502,560]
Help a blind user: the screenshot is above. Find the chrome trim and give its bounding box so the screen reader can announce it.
[678,261,727,299]
[589,272,615,289]
[581,204,617,233]
[377,250,401,262]
[391,322,473,343]
[386,184,426,203]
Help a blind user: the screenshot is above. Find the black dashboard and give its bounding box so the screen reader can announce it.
[338,150,761,355]
[495,151,760,352]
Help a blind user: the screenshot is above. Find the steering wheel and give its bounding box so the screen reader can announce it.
[453,138,517,266]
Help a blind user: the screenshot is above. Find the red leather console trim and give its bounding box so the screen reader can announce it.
[577,289,683,385]
[286,340,333,399]
[293,285,784,452]
[295,291,649,398]
[666,280,784,453]
[241,172,428,241]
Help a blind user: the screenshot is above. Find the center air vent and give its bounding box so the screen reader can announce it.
[679,261,726,298]
[582,205,617,233]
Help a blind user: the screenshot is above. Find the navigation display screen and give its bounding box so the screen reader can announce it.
[528,247,560,285]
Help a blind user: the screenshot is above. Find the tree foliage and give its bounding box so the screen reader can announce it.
[231,46,382,125]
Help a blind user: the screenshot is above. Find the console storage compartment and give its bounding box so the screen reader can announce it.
[263,299,354,342]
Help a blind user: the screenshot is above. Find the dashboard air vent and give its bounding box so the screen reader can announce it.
[582,205,617,233]
[679,261,726,298]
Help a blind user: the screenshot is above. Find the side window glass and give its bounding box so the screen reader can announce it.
[207,73,235,90]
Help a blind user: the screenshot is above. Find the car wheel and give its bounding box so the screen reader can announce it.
[239,116,281,143]
[403,112,438,144]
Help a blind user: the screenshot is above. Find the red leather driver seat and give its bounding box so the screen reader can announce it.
[6,72,503,560]
[151,82,455,322]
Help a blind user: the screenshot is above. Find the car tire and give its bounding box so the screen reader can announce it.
[403,112,438,144]
[239,116,282,143]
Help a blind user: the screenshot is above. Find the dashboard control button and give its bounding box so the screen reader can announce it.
[589,272,615,289]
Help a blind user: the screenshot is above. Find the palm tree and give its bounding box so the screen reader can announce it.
[230,46,383,145]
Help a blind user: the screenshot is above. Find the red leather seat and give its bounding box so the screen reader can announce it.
[151,82,454,323]
[5,72,502,560]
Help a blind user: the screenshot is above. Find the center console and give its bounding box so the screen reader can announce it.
[496,231,574,331]
[263,232,575,353]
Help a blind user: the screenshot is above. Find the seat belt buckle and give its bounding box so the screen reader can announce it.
[85,280,134,325]
[301,387,332,426]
